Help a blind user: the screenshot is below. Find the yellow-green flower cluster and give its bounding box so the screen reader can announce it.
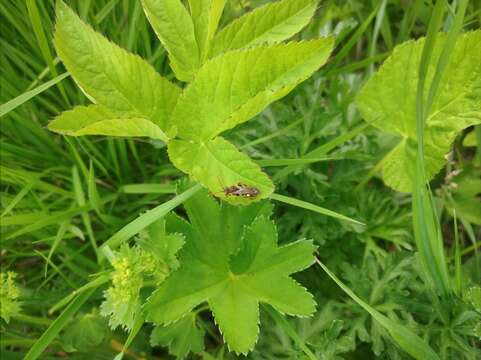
[0,271,21,323]
[100,246,144,330]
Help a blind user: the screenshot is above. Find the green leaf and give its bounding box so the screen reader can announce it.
[150,313,205,359]
[48,105,168,141]
[54,1,180,136]
[168,137,274,205]
[62,313,109,352]
[171,39,334,141]
[462,131,478,147]
[210,0,318,57]
[141,0,200,81]
[146,201,317,354]
[356,31,481,192]
[188,0,226,61]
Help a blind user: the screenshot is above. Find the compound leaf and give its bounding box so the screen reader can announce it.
[141,0,200,81]
[167,137,274,205]
[49,105,168,141]
[146,210,317,354]
[54,1,180,136]
[188,0,226,61]
[171,39,334,141]
[210,0,318,57]
[356,31,481,192]
[150,313,205,359]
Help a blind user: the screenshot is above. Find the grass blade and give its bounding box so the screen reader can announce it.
[316,258,440,360]
[26,0,69,104]
[24,289,96,360]
[269,193,364,225]
[99,183,202,252]
[0,72,69,118]
[263,305,317,360]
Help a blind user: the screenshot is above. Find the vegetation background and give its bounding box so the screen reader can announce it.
[1,0,480,359]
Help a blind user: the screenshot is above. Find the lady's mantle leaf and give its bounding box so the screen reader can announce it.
[49,105,168,141]
[145,197,317,354]
[356,31,481,192]
[150,313,205,359]
[54,1,181,137]
[171,39,334,141]
[168,137,274,205]
[210,0,319,57]
[141,0,200,82]
[62,313,109,352]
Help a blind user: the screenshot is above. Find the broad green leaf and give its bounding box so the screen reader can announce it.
[168,137,274,205]
[356,31,481,192]
[146,206,317,354]
[171,39,334,141]
[49,105,168,141]
[210,0,318,57]
[188,0,226,61]
[62,313,109,352]
[150,313,205,359]
[141,0,200,81]
[54,1,181,136]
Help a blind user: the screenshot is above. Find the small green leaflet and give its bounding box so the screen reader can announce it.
[168,137,274,204]
[356,31,481,192]
[210,0,319,57]
[145,191,317,354]
[49,105,168,142]
[151,312,205,359]
[172,39,334,141]
[54,1,180,137]
[188,0,226,61]
[141,0,200,82]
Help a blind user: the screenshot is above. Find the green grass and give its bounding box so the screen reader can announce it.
[1,0,480,359]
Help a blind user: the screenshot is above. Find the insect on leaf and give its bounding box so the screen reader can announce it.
[141,0,200,81]
[171,39,334,141]
[210,0,319,57]
[54,1,181,137]
[356,31,481,192]
[168,137,274,205]
[146,194,317,354]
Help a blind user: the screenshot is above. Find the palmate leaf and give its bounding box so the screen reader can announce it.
[146,191,317,354]
[210,0,319,57]
[141,0,200,82]
[356,31,481,192]
[171,39,334,141]
[54,1,181,137]
[188,0,226,61]
[151,312,205,359]
[48,105,168,141]
[168,137,274,204]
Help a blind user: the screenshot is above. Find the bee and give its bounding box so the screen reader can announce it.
[223,183,260,198]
